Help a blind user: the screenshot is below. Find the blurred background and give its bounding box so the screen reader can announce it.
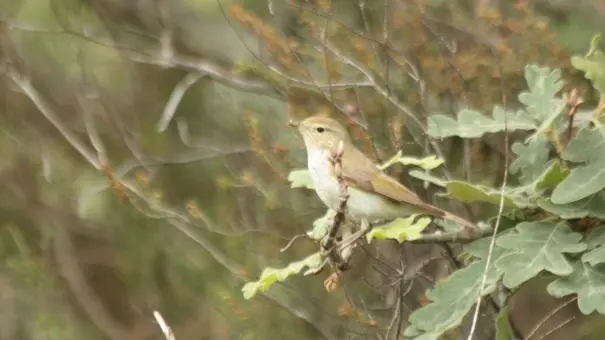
[0,0,604,339]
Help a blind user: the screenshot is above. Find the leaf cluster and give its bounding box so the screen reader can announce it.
[242,34,605,339]
[406,37,605,339]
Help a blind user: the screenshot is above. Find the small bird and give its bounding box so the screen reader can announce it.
[291,115,475,229]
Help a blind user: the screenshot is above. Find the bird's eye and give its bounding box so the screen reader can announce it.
[316,127,325,133]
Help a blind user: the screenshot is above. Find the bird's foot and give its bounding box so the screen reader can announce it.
[336,219,372,256]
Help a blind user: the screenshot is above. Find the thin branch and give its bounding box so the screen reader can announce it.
[466,52,510,340]
[157,72,204,132]
[155,0,173,63]
[320,41,451,168]
[4,67,103,170]
[153,310,176,340]
[533,316,576,340]
[525,296,577,340]
[1,17,282,98]
[3,62,338,340]
[53,223,130,340]
[321,140,351,273]
[563,89,584,146]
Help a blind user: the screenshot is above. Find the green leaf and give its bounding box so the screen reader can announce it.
[408,170,446,187]
[242,253,323,299]
[495,221,587,288]
[427,106,535,138]
[585,226,605,249]
[572,48,605,95]
[287,169,314,189]
[428,65,564,139]
[582,247,605,266]
[307,209,334,240]
[379,151,444,170]
[509,134,550,184]
[406,235,517,339]
[519,65,565,128]
[408,253,506,336]
[400,155,444,170]
[409,170,527,208]
[547,261,605,315]
[440,182,517,207]
[581,225,605,266]
[587,34,601,57]
[495,305,514,340]
[533,161,569,191]
[538,192,605,219]
[366,215,431,243]
[403,326,441,340]
[561,126,605,163]
[552,126,605,204]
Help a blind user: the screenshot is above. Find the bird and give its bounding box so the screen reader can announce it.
[290,115,475,230]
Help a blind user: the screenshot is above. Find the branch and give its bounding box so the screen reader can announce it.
[4,66,103,170]
[322,140,348,252]
[0,17,283,98]
[318,140,352,283]
[3,62,338,340]
[156,72,204,132]
[53,223,130,340]
[409,223,494,244]
[153,310,176,340]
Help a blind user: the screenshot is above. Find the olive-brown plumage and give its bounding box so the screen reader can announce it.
[294,115,474,228]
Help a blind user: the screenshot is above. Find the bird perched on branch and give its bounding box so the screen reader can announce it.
[289,115,475,231]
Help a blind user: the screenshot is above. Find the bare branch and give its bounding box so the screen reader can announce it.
[157,72,204,132]
[153,310,176,340]
[526,297,577,340]
[53,223,130,340]
[466,48,511,340]
[4,66,103,170]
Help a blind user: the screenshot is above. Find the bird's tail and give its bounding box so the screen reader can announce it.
[416,202,477,229]
[442,211,477,230]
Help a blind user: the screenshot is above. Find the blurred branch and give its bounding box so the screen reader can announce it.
[318,41,452,174]
[163,217,338,340]
[2,63,338,340]
[153,310,175,340]
[53,223,131,340]
[0,17,284,98]
[4,66,104,170]
[157,72,204,132]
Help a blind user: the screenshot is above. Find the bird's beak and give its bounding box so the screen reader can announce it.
[287,119,300,128]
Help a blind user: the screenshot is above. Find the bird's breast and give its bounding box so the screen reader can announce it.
[306,148,412,222]
[307,148,341,209]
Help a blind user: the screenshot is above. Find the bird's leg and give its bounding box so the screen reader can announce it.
[337,225,354,264]
[337,218,372,254]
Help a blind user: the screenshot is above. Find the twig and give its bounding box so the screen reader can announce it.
[563,89,584,146]
[155,0,173,64]
[153,310,176,340]
[321,140,349,272]
[280,233,308,252]
[326,140,348,246]
[534,316,576,340]
[157,72,204,132]
[466,52,510,340]
[3,63,338,340]
[4,67,103,170]
[53,223,129,340]
[525,296,577,340]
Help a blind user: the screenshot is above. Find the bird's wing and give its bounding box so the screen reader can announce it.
[340,146,445,217]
